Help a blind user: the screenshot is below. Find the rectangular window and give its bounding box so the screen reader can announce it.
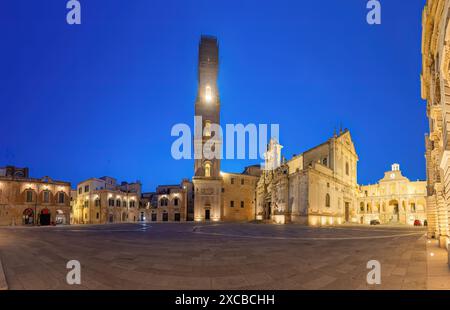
[78,187,82,194]
[43,191,50,203]
[58,192,65,204]
[230,201,234,208]
[241,201,244,208]
[84,201,89,208]
[130,201,135,207]
[109,199,114,207]
[84,185,89,193]
[231,178,235,185]
[116,200,121,207]
[241,179,244,185]
[95,199,100,207]
[26,190,33,203]
[123,201,127,208]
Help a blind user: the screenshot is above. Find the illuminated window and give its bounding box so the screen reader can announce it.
[205,163,211,177]
[205,85,212,102]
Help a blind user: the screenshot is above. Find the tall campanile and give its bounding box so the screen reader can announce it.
[193,35,223,222]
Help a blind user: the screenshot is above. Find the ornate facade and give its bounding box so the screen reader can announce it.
[422,0,450,249]
[71,177,140,224]
[256,131,360,225]
[0,166,71,226]
[358,164,427,225]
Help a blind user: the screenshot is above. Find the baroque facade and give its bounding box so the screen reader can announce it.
[71,176,141,224]
[422,0,450,250]
[256,131,359,225]
[358,164,427,225]
[0,166,71,226]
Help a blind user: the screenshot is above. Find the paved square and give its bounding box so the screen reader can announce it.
[0,223,434,289]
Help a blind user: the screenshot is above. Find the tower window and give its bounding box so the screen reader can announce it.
[205,85,212,102]
[205,163,211,177]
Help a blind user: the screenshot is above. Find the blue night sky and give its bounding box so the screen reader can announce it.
[0,0,427,192]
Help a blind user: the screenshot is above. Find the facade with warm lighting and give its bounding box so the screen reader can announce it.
[0,166,71,226]
[141,183,189,222]
[71,177,140,224]
[358,164,427,225]
[422,0,450,251]
[256,131,360,225]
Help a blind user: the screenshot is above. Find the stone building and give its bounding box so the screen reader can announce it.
[0,166,71,226]
[358,164,427,225]
[71,176,140,224]
[256,130,360,225]
[422,0,450,250]
[142,182,189,222]
[221,169,260,222]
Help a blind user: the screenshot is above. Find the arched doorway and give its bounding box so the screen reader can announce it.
[40,208,51,226]
[23,208,34,225]
[389,200,399,223]
[55,210,66,225]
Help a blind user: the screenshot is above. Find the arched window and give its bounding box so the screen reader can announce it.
[58,192,65,204]
[205,162,211,177]
[160,197,169,207]
[95,198,101,207]
[116,199,121,207]
[360,202,364,212]
[345,162,349,176]
[43,190,50,203]
[325,194,330,207]
[205,85,212,102]
[26,190,34,203]
[174,198,179,206]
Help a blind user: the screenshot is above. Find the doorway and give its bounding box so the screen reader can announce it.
[174,213,181,222]
[40,209,51,226]
[205,209,210,221]
[23,208,34,225]
[163,212,169,222]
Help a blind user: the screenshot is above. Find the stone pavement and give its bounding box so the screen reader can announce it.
[0,223,444,290]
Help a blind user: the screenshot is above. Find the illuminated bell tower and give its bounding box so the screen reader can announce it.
[194,35,221,178]
[193,35,223,222]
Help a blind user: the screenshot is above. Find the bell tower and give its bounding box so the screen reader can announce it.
[193,35,223,222]
[194,35,221,177]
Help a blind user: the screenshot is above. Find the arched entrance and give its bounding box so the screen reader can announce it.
[55,210,66,225]
[23,208,34,225]
[389,200,399,223]
[40,208,51,226]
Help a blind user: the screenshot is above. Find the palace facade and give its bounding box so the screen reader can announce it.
[422,0,450,250]
[0,166,71,226]
[71,176,141,224]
